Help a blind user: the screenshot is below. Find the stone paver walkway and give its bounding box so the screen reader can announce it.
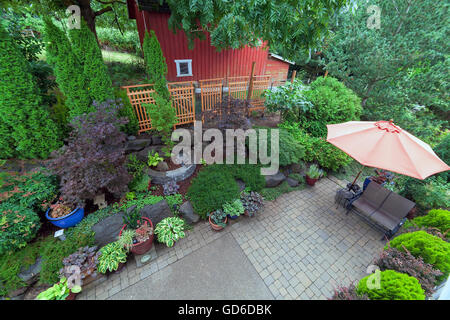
[77,177,385,300]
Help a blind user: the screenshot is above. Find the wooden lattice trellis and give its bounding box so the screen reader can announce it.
[122,82,196,133]
[249,75,271,112]
[199,78,223,122]
[227,76,249,101]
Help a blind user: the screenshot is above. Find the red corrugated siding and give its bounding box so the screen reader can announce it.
[133,4,270,82]
[264,57,290,82]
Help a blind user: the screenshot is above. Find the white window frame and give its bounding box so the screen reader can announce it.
[175,59,193,77]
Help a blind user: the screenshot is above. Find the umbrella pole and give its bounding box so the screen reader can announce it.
[349,168,363,191]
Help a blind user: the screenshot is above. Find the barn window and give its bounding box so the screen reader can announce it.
[175,59,193,77]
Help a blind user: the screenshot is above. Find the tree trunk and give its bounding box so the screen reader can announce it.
[77,0,99,42]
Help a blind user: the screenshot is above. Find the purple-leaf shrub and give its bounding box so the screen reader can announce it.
[373,246,443,297]
[50,100,131,206]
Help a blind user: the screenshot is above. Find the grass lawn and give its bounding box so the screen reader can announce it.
[101,50,143,65]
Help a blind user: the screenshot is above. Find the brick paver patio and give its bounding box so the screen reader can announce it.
[77,176,385,300]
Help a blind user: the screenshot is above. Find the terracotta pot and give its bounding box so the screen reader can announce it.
[305,175,318,186]
[65,292,77,300]
[209,215,228,231]
[119,217,154,255]
[244,210,250,217]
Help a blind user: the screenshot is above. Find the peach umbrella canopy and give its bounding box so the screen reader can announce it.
[326,120,450,180]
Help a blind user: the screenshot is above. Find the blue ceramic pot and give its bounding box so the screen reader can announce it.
[227,214,239,220]
[45,207,84,229]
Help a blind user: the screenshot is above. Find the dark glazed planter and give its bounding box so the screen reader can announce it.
[305,175,318,186]
[119,217,154,255]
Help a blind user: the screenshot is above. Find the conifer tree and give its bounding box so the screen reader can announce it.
[69,20,113,104]
[0,25,61,159]
[42,17,92,119]
[143,30,170,100]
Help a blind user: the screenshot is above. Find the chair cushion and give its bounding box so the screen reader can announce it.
[353,198,378,217]
[369,209,399,231]
[379,191,415,221]
[360,182,392,209]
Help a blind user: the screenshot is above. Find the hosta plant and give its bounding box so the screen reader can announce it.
[240,191,264,217]
[0,202,40,255]
[374,246,442,297]
[209,209,227,228]
[357,270,425,300]
[222,199,244,218]
[147,151,164,167]
[97,241,127,274]
[60,246,101,285]
[37,277,81,300]
[154,217,186,247]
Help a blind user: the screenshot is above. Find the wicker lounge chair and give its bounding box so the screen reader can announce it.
[347,181,415,239]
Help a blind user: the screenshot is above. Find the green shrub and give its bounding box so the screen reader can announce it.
[0,202,41,255]
[405,209,450,237]
[280,122,352,170]
[114,88,139,136]
[388,231,450,278]
[97,27,141,55]
[357,270,425,300]
[300,76,362,138]
[289,173,305,184]
[187,165,240,218]
[254,127,305,167]
[0,24,61,159]
[215,163,266,192]
[1,169,59,213]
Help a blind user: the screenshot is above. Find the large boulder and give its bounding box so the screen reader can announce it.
[125,139,152,153]
[18,257,42,286]
[140,200,172,226]
[92,213,125,247]
[151,135,163,145]
[179,201,199,224]
[286,177,300,187]
[265,171,286,188]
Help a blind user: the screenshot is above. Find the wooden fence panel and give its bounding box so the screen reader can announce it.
[168,81,196,127]
[122,84,156,133]
[228,76,249,101]
[249,75,271,112]
[199,78,223,122]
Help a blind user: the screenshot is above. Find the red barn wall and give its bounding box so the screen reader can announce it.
[264,56,290,82]
[132,7,270,82]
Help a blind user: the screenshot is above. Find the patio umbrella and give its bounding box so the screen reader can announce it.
[326,120,450,186]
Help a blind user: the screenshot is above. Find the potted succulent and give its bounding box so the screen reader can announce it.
[97,241,128,274]
[240,191,264,217]
[36,277,81,300]
[305,164,323,186]
[209,209,228,231]
[44,197,84,228]
[60,246,102,287]
[223,199,244,220]
[154,217,186,247]
[119,208,154,255]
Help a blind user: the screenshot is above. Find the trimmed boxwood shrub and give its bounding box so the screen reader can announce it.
[405,209,450,237]
[187,165,240,219]
[388,231,450,279]
[357,270,425,300]
[0,202,41,255]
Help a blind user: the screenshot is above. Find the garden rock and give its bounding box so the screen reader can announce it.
[92,213,125,247]
[140,200,171,226]
[286,177,300,187]
[290,163,304,174]
[179,201,199,224]
[265,171,286,188]
[127,135,136,141]
[156,161,169,172]
[18,257,42,286]
[151,135,163,145]
[126,139,151,153]
[236,179,246,192]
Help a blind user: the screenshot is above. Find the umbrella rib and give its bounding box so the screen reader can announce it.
[394,134,422,179]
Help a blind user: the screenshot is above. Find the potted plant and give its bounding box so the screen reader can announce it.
[119,208,154,255]
[305,164,323,186]
[154,217,186,247]
[44,197,84,229]
[223,199,244,220]
[209,209,228,231]
[60,246,102,287]
[97,241,128,274]
[36,277,81,300]
[240,191,264,217]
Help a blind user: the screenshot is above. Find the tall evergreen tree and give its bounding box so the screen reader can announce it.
[69,20,113,104]
[0,25,61,159]
[143,30,170,100]
[42,17,92,119]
